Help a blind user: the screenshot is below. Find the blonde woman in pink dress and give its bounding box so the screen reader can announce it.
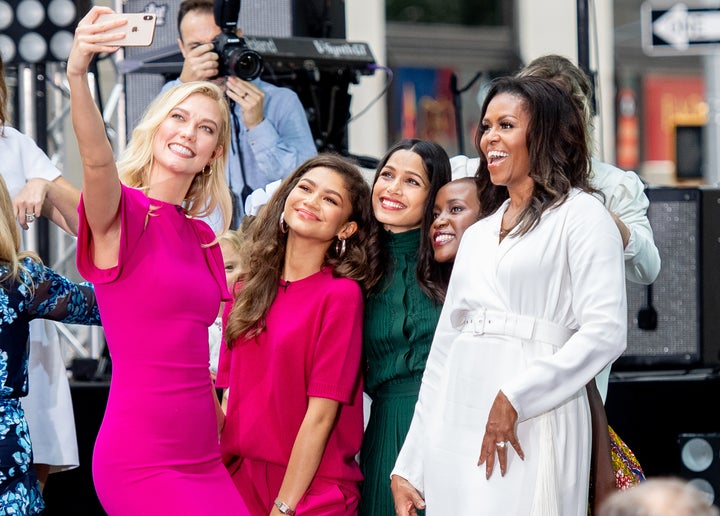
[67,7,249,514]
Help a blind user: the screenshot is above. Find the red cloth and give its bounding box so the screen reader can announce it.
[218,267,365,492]
[228,457,360,515]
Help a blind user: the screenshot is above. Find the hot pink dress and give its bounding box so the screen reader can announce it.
[77,185,249,515]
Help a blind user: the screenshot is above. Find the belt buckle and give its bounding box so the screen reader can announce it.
[472,309,487,335]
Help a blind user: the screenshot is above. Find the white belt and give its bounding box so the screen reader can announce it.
[455,309,575,347]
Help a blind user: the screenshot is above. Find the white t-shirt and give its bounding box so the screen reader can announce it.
[0,126,61,197]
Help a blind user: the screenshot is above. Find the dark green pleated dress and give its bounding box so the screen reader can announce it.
[359,228,442,516]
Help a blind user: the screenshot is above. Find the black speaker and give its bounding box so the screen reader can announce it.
[619,188,702,368]
[606,375,720,478]
[700,188,720,367]
[678,433,720,505]
[618,187,720,369]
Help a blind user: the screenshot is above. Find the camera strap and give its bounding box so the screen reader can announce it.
[229,103,253,227]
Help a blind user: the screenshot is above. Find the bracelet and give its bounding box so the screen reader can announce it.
[274,498,296,515]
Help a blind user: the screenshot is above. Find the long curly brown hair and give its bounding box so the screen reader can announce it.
[224,154,382,343]
[474,76,593,236]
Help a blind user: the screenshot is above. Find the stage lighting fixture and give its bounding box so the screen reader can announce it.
[0,0,78,65]
[679,433,720,505]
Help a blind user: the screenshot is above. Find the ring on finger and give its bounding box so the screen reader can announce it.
[25,213,35,223]
[495,441,507,448]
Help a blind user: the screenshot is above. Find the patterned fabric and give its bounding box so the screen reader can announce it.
[0,256,100,514]
[0,399,43,514]
[609,425,645,490]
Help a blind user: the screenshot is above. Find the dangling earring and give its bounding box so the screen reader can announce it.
[335,237,346,258]
[279,212,288,233]
[202,163,213,177]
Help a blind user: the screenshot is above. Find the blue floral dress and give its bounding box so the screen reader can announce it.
[0,256,100,514]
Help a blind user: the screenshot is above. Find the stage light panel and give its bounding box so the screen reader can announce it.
[0,0,79,64]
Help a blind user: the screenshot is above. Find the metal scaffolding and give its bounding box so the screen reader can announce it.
[11,60,121,364]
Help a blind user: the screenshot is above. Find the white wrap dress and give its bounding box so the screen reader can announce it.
[392,190,627,515]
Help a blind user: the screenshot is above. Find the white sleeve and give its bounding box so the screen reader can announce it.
[390,288,457,496]
[594,161,661,285]
[501,198,627,422]
[390,256,464,495]
[16,128,62,182]
[1,128,61,196]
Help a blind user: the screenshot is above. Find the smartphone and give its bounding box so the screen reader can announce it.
[96,13,158,47]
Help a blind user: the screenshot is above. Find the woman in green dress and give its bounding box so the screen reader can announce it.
[360,139,451,516]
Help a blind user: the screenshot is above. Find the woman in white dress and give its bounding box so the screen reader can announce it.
[391,76,627,516]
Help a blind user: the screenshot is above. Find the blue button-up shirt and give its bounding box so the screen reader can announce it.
[162,77,317,223]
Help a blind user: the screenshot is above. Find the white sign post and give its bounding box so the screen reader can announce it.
[641,3,720,185]
[642,2,720,55]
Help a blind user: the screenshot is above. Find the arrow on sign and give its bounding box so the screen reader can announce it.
[653,3,720,50]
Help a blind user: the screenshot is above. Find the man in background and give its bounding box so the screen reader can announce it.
[164,0,316,227]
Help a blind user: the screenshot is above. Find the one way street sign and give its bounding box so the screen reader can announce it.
[642,2,720,55]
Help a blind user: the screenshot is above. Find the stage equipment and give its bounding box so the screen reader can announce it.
[212,0,263,80]
[678,433,720,505]
[118,0,361,153]
[0,0,81,65]
[119,34,375,153]
[3,0,102,364]
[605,372,720,478]
[618,187,720,369]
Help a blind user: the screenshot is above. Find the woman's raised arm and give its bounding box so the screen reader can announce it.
[66,6,128,263]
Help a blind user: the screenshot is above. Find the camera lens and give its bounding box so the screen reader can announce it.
[143,14,153,21]
[227,48,263,81]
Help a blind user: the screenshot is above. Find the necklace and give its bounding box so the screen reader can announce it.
[500,207,522,239]
[499,218,519,238]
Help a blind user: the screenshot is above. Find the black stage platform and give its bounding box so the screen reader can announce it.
[604,370,720,477]
[42,381,108,515]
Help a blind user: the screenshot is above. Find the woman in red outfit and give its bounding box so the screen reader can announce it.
[219,155,382,515]
[67,7,249,515]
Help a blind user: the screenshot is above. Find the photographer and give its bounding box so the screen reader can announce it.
[164,0,316,227]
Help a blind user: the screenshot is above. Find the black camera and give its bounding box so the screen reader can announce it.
[212,32,263,80]
[212,0,263,81]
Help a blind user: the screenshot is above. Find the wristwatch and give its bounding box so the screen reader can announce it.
[274,498,296,515]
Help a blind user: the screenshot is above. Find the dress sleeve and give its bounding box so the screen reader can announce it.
[76,184,149,284]
[306,279,364,404]
[215,297,235,389]
[391,245,465,495]
[25,260,102,326]
[191,218,231,303]
[611,172,661,285]
[501,196,627,422]
[14,127,62,182]
[595,161,661,285]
